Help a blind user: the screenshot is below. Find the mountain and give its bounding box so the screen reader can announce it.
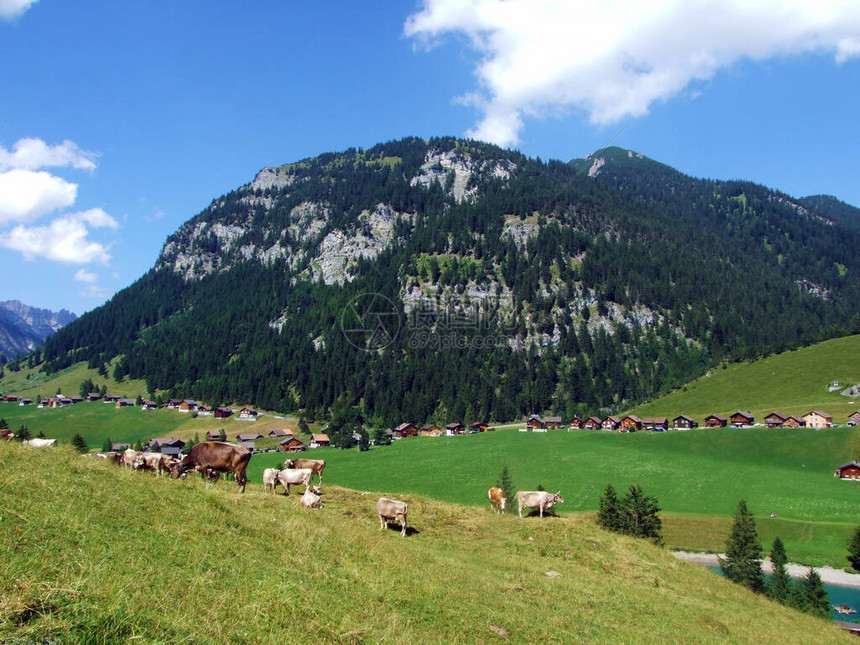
[35,138,860,434]
[797,194,860,232]
[0,300,76,362]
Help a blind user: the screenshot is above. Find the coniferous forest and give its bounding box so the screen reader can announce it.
[33,138,860,430]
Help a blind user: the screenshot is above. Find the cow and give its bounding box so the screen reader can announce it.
[376,498,408,537]
[170,442,252,493]
[122,448,145,469]
[96,451,123,464]
[516,491,564,518]
[275,468,314,495]
[139,452,176,477]
[488,486,507,513]
[22,438,57,447]
[284,458,325,485]
[262,467,282,494]
[1,429,14,441]
[300,486,323,508]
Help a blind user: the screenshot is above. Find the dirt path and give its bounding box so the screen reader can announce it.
[672,551,860,589]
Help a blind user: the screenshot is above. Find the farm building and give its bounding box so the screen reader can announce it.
[310,433,330,448]
[704,414,728,428]
[544,416,563,429]
[783,416,805,428]
[835,461,860,480]
[238,407,258,420]
[569,417,583,429]
[395,423,419,438]
[802,410,832,429]
[583,417,602,430]
[621,415,641,432]
[178,400,197,413]
[526,416,545,430]
[269,428,293,437]
[444,422,465,435]
[215,407,234,419]
[197,404,213,416]
[765,412,789,427]
[730,411,754,427]
[642,417,669,431]
[420,424,443,437]
[279,437,305,453]
[672,415,697,429]
[849,411,860,426]
[206,431,222,441]
[602,416,621,431]
[470,421,489,433]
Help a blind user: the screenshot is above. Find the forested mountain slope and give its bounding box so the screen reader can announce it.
[35,138,860,435]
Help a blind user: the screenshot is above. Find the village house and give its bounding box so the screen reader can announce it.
[420,423,443,437]
[765,411,789,428]
[111,443,131,452]
[85,392,102,402]
[310,433,330,448]
[642,417,669,431]
[444,422,465,435]
[18,398,33,406]
[621,415,641,432]
[802,410,833,429]
[470,421,489,433]
[115,398,135,408]
[730,411,754,427]
[238,407,258,421]
[215,407,233,419]
[279,437,305,452]
[103,394,120,403]
[848,411,860,426]
[569,417,583,429]
[269,428,292,437]
[704,414,728,428]
[583,416,602,430]
[3,395,18,402]
[206,430,222,441]
[165,399,182,410]
[394,423,419,438]
[783,416,805,428]
[526,416,545,431]
[237,433,263,443]
[602,416,621,431]
[140,400,157,411]
[147,438,185,457]
[835,461,860,480]
[197,404,213,416]
[544,416,563,429]
[672,414,697,429]
[178,400,197,413]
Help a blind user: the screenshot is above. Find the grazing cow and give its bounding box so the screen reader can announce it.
[1,429,14,441]
[488,486,507,513]
[300,486,323,508]
[262,467,282,494]
[170,441,252,493]
[22,438,57,447]
[284,458,325,485]
[376,497,408,537]
[140,452,176,477]
[275,468,313,495]
[95,451,123,464]
[516,491,564,518]
[122,448,145,469]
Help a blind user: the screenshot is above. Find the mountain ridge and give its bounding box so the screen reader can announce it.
[0,300,76,363]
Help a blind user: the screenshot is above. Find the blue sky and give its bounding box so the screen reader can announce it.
[1,0,859,315]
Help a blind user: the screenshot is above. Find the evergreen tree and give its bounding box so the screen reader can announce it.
[16,425,31,441]
[597,484,624,533]
[791,568,831,619]
[720,500,765,593]
[767,537,792,604]
[0,418,8,430]
[847,525,860,571]
[373,426,391,446]
[79,378,95,398]
[620,485,663,545]
[497,465,517,514]
[102,437,113,453]
[358,431,370,451]
[218,428,226,442]
[150,441,161,453]
[134,439,144,452]
[299,416,311,435]
[71,433,88,454]
[37,430,46,438]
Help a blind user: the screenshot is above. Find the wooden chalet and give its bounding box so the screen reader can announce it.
[730,411,754,427]
[165,399,182,410]
[269,428,293,437]
[237,433,263,443]
[783,416,805,428]
[848,411,860,426]
[835,461,860,480]
[206,430,222,441]
[149,438,185,456]
[602,416,621,431]
[765,411,789,428]
[394,423,419,438]
[672,414,697,430]
[420,423,443,437]
[310,433,330,448]
[279,437,305,453]
[85,393,102,402]
[704,414,728,428]
[69,397,83,404]
[197,404,213,416]
[444,422,465,435]
[115,398,135,408]
[621,415,641,432]
[238,407,258,421]
[214,407,233,419]
[642,417,668,431]
[802,410,832,429]
[140,400,157,410]
[470,421,489,433]
[111,443,131,452]
[583,416,602,430]
[3,395,18,402]
[178,400,198,413]
[568,416,583,429]
[526,416,545,431]
[544,416,563,429]
[103,394,120,403]
[19,398,33,406]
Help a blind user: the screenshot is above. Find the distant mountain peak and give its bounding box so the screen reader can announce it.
[0,301,77,362]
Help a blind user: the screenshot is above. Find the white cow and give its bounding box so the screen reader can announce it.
[139,452,176,476]
[376,497,408,537]
[122,448,145,469]
[262,467,282,494]
[516,491,564,518]
[275,467,314,495]
[300,486,323,508]
[23,438,57,447]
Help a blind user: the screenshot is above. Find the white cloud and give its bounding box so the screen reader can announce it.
[0,138,98,172]
[0,169,78,224]
[79,284,113,301]
[0,0,37,20]
[1,209,117,264]
[405,0,860,146]
[75,268,98,283]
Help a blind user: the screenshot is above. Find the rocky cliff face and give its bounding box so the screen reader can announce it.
[0,301,76,360]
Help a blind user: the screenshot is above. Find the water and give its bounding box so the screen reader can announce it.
[705,565,860,623]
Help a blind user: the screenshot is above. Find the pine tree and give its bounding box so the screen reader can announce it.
[597,484,623,532]
[720,499,764,593]
[794,568,831,619]
[620,485,663,545]
[102,437,113,453]
[767,537,792,603]
[847,525,860,571]
[0,417,9,430]
[71,433,88,454]
[16,425,31,441]
[497,465,517,514]
[218,428,226,442]
[134,439,144,452]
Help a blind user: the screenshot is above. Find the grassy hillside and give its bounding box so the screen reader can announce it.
[0,443,852,644]
[0,359,149,401]
[630,335,860,422]
[249,427,860,567]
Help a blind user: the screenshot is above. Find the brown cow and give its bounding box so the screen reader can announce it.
[284,458,325,485]
[488,486,507,513]
[171,442,252,492]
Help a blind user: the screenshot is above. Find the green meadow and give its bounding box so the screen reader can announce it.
[0,442,853,644]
